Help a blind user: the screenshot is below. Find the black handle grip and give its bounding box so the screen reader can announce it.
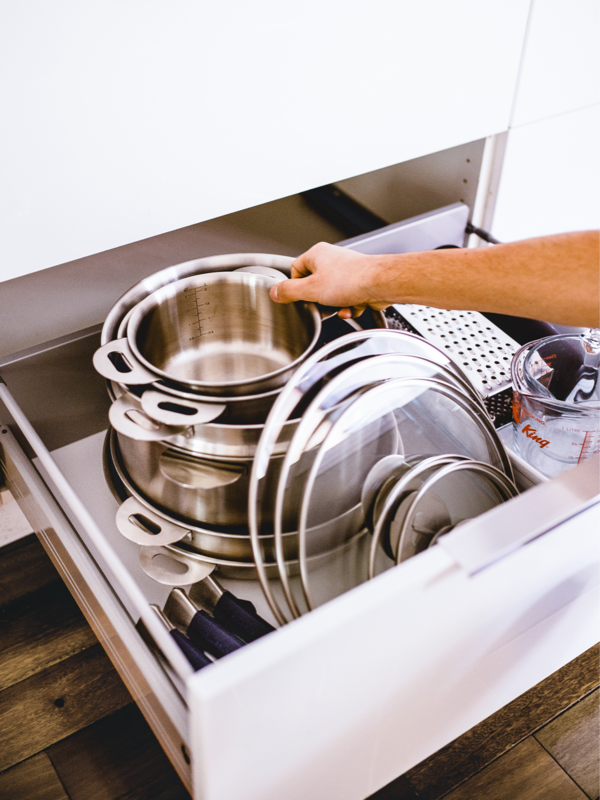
[169,628,211,671]
[187,609,246,658]
[214,591,276,643]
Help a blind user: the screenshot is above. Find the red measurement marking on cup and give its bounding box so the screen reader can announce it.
[578,430,600,463]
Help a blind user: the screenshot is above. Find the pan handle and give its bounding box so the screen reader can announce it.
[139,546,215,586]
[109,397,191,442]
[93,338,157,385]
[141,390,226,426]
[116,496,191,546]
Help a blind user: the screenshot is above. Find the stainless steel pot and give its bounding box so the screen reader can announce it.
[101,253,298,346]
[96,271,327,397]
[108,386,297,458]
[109,431,363,562]
[113,388,399,529]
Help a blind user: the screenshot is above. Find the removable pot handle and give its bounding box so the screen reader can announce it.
[116,496,191,546]
[139,546,215,586]
[141,390,226,426]
[109,397,191,442]
[93,338,157,385]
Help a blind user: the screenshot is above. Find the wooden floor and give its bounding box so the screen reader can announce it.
[0,529,598,800]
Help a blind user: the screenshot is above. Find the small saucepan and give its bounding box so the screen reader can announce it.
[94,270,335,397]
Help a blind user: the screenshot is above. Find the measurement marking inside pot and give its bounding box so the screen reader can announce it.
[184,286,215,341]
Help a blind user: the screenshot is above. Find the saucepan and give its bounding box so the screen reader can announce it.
[94,270,336,398]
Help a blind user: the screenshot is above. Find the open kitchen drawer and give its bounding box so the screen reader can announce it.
[1,319,598,800]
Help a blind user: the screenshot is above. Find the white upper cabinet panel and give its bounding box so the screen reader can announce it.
[492,104,600,241]
[511,0,600,128]
[0,1,530,281]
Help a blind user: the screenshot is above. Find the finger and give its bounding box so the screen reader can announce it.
[350,304,368,318]
[290,256,313,280]
[337,305,366,319]
[270,277,315,304]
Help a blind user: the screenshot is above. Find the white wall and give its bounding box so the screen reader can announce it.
[0,1,530,281]
[492,0,600,241]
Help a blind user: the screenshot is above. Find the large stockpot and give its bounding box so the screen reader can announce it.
[109,430,363,565]
[95,271,329,397]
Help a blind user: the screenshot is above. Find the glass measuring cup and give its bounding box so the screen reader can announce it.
[511,330,600,477]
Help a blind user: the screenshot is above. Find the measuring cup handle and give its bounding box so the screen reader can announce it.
[140,390,226,426]
[93,338,157,385]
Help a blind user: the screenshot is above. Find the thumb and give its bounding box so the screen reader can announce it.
[270,277,314,304]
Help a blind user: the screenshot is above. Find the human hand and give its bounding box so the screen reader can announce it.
[269,242,388,319]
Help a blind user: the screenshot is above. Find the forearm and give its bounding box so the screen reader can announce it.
[366,231,599,328]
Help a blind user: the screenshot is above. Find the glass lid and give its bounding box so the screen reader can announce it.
[285,378,508,616]
[248,330,508,624]
[248,329,477,624]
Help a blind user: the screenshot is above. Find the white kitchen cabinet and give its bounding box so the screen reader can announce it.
[511,0,600,128]
[492,103,600,241]
[0,1,530,281]
[489,0,600,240]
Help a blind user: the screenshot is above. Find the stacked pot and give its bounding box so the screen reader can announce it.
[96,253,517,604]
[95,253,387,578]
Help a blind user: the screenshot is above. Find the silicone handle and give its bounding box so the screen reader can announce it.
[116,497,190,546]
[141,390,226,426]
[170,628,212,671]
[213,591,276,642]
[93,338,157,384]
[187,610,246,658]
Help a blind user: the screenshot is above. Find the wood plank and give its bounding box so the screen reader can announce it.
[443,737,586,800]
[365,774,420,800]
[405,644,599,800]
[0,580,97,691]
[535,689,599,800]
[48,703,190,800]
[0,644,131,772]
[0,752,68,800]
[0,534,60,608]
